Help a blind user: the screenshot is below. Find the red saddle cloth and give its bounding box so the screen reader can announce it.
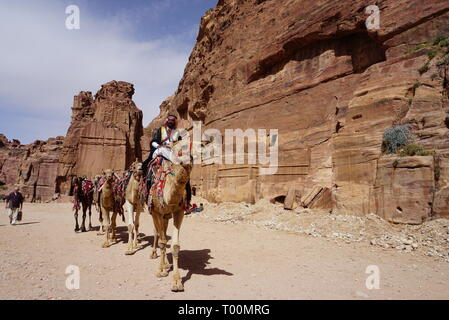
[113,175,129,204]
[146,156,170,210]
[81,180,94,197]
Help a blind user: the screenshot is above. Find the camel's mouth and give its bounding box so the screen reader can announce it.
[133,170,143,180]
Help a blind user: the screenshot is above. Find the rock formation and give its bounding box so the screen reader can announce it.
[0,136,64,201]
[146,0,449,224]
[1,80,144,201]
[57,80,144,194]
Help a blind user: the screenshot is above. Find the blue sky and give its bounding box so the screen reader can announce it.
[0,0,216,143]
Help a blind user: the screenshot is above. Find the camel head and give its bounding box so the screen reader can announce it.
[173,162,192,184]
[102,169,114,183]
[130,160,143,181]
[171,139,194,167]
[162,160,192,206]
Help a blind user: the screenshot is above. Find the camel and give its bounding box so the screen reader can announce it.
[72,177,94,232]
[147,148,192,292]
[98,169,119,248]
[124,161,145,255]
[93,175,105,234]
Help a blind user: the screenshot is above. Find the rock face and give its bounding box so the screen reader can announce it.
[0,136,64,201]
[57,81,143,194]
[146,0,449,223]
[374,156,434,224]
[1,80,144,201]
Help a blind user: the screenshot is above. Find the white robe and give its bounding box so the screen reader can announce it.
[151,127,180,161]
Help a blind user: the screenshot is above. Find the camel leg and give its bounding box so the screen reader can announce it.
[162,217,171,270]
[171,210,184,292]
[125,201,135,255]
[88,204,93,231]
[133,211,141,249]
[152,214,168,278]
[81,204,87,232]
[121,206,126,223]
[150,225,158,259]
[97,207,105,235]
[74,209,79,232]
[110,211,117,243]
[102,208,111,248]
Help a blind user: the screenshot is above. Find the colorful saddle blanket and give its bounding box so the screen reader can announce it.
[81,180,94,197]
[145,156,177,212]
[113,174,130,205]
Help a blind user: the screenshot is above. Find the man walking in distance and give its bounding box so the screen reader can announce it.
[5,186,23,225]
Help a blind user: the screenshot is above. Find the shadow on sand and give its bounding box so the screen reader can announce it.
[164,249,233,285]
[1,221,40,226]
[108,227,158,254]
[88,225,232,285]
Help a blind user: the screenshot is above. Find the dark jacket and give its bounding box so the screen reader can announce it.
[6,192,24,209]
[143,127,164,176]
[143,126,179,173]
[149,127,164,161]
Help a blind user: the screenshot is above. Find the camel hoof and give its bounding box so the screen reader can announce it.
[74,227,80,232]
[171,282,184,292]
[81,227,87,233]
[97,231,105,236]
[102,241,110,248]
[156,270,169,278]
[163,263,172,271]
[150,251,158,259]
[125,249,134,255]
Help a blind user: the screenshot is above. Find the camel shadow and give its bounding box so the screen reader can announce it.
[167,249,233,285]
[109,228,157,254]
[112,226,129,245]
[141,234,172,246]
[138,234,172,254]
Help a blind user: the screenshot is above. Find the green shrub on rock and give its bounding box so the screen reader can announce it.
[399,144,431,157]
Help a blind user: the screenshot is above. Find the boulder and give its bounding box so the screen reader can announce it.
[374,156,434,224]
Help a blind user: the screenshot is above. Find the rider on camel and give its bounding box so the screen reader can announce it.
[142,114,192,208]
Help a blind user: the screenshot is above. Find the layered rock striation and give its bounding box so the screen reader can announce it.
[57,80,144,194]
[1,81,144,201]
[0,136,64,201]
[147,0,449,223]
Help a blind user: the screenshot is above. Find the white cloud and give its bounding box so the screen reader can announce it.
[0,0,194,142]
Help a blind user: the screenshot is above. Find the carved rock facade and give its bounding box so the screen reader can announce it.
[146,0,449,223]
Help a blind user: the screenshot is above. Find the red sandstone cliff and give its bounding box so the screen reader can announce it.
[0,136,64,201]
[57,80,143,194]
[147,0,449,224]
[1,80,144,201]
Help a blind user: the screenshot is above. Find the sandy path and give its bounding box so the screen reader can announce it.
[0,203,448,300]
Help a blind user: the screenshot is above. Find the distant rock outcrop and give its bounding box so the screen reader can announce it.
[1,80,144,201]
[0,136,64,201]
[57,80,144,195]
[147,0,449,223]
